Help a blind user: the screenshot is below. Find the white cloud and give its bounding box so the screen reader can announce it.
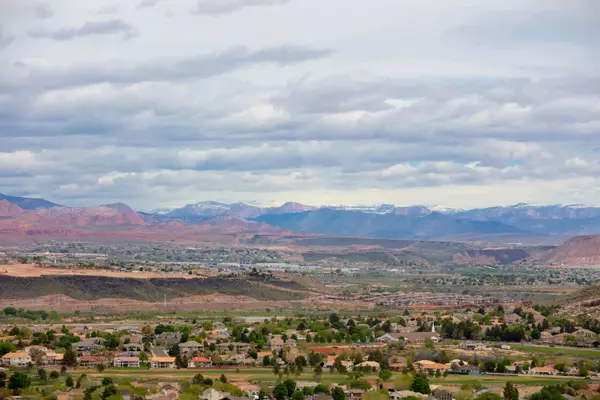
[0,0,598,208]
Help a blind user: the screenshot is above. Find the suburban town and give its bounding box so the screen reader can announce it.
[2,305,600,400]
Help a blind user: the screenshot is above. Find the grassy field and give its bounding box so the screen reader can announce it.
[513,344,600,359]
[72,368,594,387]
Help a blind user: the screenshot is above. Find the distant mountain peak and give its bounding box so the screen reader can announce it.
[0,193,61,210]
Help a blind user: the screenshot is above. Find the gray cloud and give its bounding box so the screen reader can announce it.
[0,28,14,49]
[193,0,291,16]
[33,4,53,19]
[137,0,162,9]
[96,5,120,15]
[0,45,334,93]
[29,19,136,41]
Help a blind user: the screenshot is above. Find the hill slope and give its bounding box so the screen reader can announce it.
[547,235,600,265]
[0,275,307,302]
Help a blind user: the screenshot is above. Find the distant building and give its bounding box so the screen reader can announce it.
[113,356,140,368]
[155,332,182,346]
[151,357,175,368]
[404,332,440,345]
[179,341,203,356]
[78,355,107,368]
[1,352,32,367]
[189,356,213,368]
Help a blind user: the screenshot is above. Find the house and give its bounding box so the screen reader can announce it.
[24,345,50,355]
[504,313,522,324]
[1,352,32,367]
[324,356,336,368]
[189,356,213,368]
[151,357,175,369]
[179,341,203,356]
[345,389,365,400]
[414,360,449,373]
[390,391,429,400]
[390,362,406,371]
[459,341,489,351]
[456,365,480,375]
[43,352,64,366]
[269,336,285,351]
[529,367,558,376]
[231,382,261,398]
[539,331,553,342]
[155,332,182,346]
[216,342,251,353]
[432,389,453,400]
[114,356,141,368]
[76,338,106,354]
[375,333,402,343]
[199,388,228,400]
[355,361,380,371]
[224,354,256,366]
[122,343,144,356]
[404,332,440,345]
[78,355,107,368]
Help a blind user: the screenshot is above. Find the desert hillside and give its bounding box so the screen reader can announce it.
[548,234,600,265]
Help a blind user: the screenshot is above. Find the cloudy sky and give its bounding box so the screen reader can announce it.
[1,0,599,210]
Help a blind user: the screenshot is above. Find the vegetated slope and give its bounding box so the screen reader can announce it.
[558,284,600,317]
[546,235,600,265]
[255,209,523,239]
[0,276,307,302]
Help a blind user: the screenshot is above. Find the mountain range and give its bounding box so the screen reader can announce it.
[2,193,600,242]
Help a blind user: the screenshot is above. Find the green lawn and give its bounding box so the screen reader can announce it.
[70,368,596,387]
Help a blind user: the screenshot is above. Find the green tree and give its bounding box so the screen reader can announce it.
[503,382,518,400]
[8,372,31,391]
[476,393,503,400]
[329,313,340,324]
[50,371,59,379]
[102,385,117,400]
[168,343,180,357]
[219,374,228,383]
[0,371,7,388]
[411,374,431,395]
[37,368,47,381]
[314,384,330,395]
[379,369,392,381]
[65,375,74,388]
[273,383,288,400]
[102,377,114,386]
[63,348,78,367]
[530,330,541,340]
[292,391,305,400]
[0,342,16,357]
[284,379,297,395]
[394,374,414,390]
[455,390,474,400]
[332,386,346,400]
[192,373,204,385]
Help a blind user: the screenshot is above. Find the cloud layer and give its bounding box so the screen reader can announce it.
[0,0,598,210]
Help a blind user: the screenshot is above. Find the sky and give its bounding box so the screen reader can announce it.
[0,0,599,211]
